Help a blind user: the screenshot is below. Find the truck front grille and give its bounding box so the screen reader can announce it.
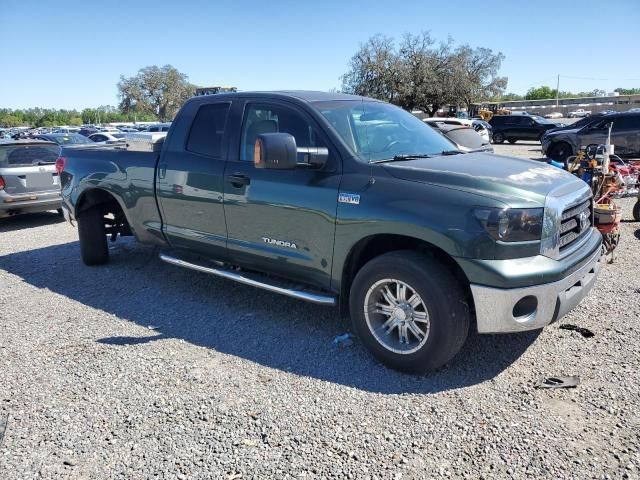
[559,199,592,251]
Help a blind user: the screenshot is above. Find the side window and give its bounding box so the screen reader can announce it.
[186,103,230,158]
[612,115,640,131]
[240,104,321,162]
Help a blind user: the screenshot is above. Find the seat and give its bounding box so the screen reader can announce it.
[243,120,277,161]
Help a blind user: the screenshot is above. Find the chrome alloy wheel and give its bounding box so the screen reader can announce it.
[364,279,431,354]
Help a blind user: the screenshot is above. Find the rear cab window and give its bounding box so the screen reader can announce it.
[186,103,231,158]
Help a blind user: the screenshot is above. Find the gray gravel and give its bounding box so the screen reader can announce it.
[1,143,639,479]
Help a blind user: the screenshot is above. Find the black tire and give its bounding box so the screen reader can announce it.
[633,201,640,222]
[507,139,517,144]
[77,207,109,265]
[349,251,470,373]
[493,132,505,144]
[548,142,572,163]
[56,208,64,217]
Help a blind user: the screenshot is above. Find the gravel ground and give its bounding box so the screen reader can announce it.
[1,143,639,479]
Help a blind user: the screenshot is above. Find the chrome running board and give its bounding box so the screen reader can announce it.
[159,253,336,306]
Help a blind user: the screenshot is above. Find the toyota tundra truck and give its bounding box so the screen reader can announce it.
[58,91,602,373]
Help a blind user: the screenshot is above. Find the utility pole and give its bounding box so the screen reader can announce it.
[555,74,560,108]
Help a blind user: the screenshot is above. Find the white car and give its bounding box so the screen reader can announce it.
[544,112,563,119]
[568,109,591,118]
[423,117,490,143]
[88,132,125,143]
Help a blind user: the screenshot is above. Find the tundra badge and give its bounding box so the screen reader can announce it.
[262,237,298,249]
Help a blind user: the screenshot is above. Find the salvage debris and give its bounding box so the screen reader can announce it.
[332,333,354,348]
[559,324,595,338]
[535,376,580,389]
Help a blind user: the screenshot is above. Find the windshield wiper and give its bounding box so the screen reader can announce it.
[37,161,56,165]
[370,154,432,164]
[439,150,465,156]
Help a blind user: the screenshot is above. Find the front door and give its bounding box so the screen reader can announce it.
[156,100,231,259]
[223,100,341,289]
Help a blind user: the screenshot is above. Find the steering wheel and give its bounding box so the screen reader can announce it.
[381,139,402,151]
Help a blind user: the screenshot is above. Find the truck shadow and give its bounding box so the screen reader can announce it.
[0,239,539,395]
[0,211,65,232]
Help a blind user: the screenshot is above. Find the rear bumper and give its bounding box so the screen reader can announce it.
[0,192,61,218]
[471,246,602,333]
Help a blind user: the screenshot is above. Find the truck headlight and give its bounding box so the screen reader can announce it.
[474,208,544,242]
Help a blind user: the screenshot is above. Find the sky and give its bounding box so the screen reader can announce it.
[1,0,639,110]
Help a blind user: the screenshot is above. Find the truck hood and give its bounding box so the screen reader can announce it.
[382,153,585,207]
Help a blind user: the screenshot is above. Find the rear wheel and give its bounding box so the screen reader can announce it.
[633,201,640,222]
[548,142,572,163]
[493,132,505,144]
[349,251,470,373]
[77,206,109,265]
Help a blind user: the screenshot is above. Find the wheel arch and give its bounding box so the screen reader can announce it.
[75,187,133,236]
[338,233,475,318]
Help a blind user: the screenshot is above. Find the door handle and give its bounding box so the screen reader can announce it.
[225,174,250,187]
[158,163,167,179]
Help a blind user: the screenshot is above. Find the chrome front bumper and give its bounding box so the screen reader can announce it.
[471,246,602,333]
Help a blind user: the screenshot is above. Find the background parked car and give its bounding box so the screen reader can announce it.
[88,132,125,143]
[34,133,93,145]
[426,122,493,152]
[488,114,563,143]
[542,112,640,162]
[144,123,171,132]
[0,140,62,218]
[544,112,563,119]
[423,117,491,143]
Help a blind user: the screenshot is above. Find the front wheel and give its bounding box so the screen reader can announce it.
[77,206,109,265]
[493,132,505,144]
[349,251,470,373]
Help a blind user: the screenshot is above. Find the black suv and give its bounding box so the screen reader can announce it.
[489,115,563,144]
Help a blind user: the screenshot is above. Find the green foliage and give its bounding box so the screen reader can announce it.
[0,106,157,128]
[118,65,196,121]
[341,32,506,116]
[614,87,640,95]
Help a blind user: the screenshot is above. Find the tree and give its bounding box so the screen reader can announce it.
[341,32,506,116]
[453,46,507,110]
[525,86,557,100]
[341,35,402,104]
[118,65,195,121]
[614,87,640,95]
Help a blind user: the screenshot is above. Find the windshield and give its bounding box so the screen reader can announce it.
[314,100,456,162]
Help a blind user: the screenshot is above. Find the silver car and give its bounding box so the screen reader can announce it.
[0,140,62,218]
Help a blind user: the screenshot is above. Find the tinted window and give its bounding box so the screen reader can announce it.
[613,115,640,130]
[240,104,321,162]
[186,103,230,158]
[0,144,60,167]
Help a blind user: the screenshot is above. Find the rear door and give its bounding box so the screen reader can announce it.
[610,114,640,157]
[222,99,341,289]
[156,100,231,259]
[0,143,60,195]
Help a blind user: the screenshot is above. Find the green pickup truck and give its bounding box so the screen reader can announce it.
[58,91,602,372]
